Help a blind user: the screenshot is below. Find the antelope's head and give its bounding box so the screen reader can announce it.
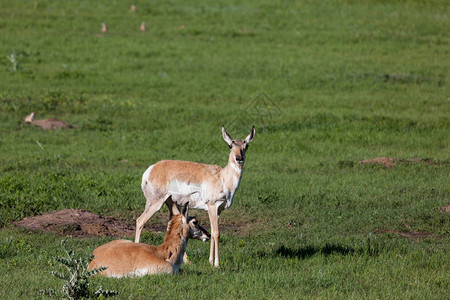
[180,202,210,242]
[187,216,210,242]
[222,126,255,166]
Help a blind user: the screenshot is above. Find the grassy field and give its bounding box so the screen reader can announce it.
[0,0,449,298]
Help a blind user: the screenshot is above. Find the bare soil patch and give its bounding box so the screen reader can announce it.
[359,157,448,168]
[439,203,450,214]
[359,157,396,167]
[194,210,258,236]
[14,209,135,238]
[13,209,250,238]
[31,118,78,130]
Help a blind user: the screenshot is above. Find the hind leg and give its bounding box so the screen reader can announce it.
[135,196,167,243]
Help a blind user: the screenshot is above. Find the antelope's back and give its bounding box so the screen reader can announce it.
[89,240,172,277]
[148,160,221,186]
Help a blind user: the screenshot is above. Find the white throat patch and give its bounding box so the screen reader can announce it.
[230,161,242,174]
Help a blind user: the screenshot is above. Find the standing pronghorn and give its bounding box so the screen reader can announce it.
[135,125,255,267]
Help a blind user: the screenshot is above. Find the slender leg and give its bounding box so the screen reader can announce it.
[208,203,220,267]
[183,252,190,264]
[214,220,220,267]
[135,197,166,243]
[209,233,215,266]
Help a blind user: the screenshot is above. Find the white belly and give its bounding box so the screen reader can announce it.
[168,180,208,210]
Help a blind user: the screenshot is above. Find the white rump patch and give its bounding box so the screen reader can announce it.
[141,165,154,189]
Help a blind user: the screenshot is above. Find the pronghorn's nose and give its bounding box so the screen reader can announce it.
[202,233,211,242]
[236,155,243,161]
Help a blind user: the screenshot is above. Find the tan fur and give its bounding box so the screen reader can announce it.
[89,240,173,276]
[135,126,255,267]
[89,210,209,277]
[24,112,35,123]
[148,160,222,188]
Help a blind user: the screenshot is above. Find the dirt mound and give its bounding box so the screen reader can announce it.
[359,157,395,167]
[24,112,77,130]
[359,157,448,168]
[439,204,450,214]
[31,118,77,130]
[14,209,135,238]
[13,209,252,238]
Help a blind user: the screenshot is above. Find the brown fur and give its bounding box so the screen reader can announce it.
[89,211,208,277]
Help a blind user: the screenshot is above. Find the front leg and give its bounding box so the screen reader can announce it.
[207,203,220,267]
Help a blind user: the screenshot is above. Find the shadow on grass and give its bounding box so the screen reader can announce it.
[259,243,357,260]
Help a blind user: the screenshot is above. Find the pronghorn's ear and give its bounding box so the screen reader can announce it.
[245,126,255,143]
[222,125,233,146]
[182,202,189,218]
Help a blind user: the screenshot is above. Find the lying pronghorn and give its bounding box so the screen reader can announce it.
[135,126,255,267]
[89,202,210,277]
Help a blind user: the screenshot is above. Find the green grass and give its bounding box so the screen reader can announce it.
[0,0,449,298]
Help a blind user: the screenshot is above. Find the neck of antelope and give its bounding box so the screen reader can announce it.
[226,152,243,173]
[222,153,244,194]
[159,218,189,271]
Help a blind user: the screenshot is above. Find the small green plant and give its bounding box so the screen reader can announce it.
[6,49,20,72]
[40,240,118,299]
